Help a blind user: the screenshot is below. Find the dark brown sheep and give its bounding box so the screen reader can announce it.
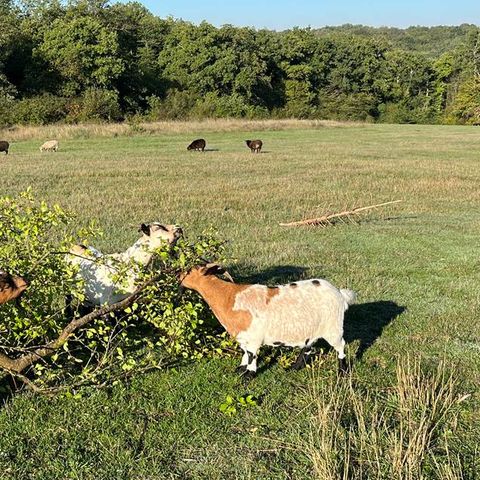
[0,271,28,305]
[245,139,262,153]
[0,141,9,155]
[187,139,206,151]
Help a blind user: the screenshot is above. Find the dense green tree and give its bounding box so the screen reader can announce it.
[157,21,272,116]
[36,14,124,95]
[278,28,320,117]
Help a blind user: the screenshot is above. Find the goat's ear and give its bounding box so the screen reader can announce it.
[204,263,225,276]
[139,223,150,235]
[203,263,234,282]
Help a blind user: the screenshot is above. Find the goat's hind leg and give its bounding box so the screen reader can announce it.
[325,335,347,373]
[292,339,315,370]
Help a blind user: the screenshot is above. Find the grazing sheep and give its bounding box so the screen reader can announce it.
[0,271,28,305]
[180,263,356,378]
[68,223,182,307]
[0,141,9,155]
[187,139,206,151]
[245,139,262,153]
[40,140,59,152]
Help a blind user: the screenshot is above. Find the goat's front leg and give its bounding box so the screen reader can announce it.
[236,345,250,373]
[236,344,258,380]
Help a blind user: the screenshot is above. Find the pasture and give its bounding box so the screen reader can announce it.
[0,120,479,478]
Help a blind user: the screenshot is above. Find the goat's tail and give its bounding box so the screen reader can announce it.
[340,289,357,306]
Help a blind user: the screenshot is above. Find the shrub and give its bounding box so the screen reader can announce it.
[378,98,439,124]
[377,102,413,124]
[0,94,16,128]
[192,92,266,119]
[0,190,231,392]
[146,90,198,120]
[67,88,123,123]
[446,77,480,125]
[4,94,69,126]
[317,92,377,122]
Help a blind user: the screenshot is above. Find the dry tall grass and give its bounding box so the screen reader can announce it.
[0,118,362,142]
[303,358,467,480]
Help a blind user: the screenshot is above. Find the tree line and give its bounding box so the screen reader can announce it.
[1,0,479,126]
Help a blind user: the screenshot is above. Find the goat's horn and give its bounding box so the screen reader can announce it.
[223,271,234,283]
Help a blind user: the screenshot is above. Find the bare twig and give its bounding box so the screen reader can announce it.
[279,200,403,227]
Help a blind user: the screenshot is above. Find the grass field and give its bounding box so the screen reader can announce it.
[0,120,479,478]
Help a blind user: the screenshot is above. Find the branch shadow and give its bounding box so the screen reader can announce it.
[356,215,418,225]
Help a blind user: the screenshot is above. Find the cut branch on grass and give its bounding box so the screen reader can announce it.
[279,200,403,227]
[0,273,163,376]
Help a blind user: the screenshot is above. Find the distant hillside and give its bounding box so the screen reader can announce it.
[313,24,477,57]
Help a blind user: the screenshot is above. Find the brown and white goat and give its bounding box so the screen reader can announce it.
[180,264,356,377]
[0,271,28,305]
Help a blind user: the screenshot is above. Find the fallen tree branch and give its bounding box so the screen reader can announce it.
[0,273,163,375]
[279,200,403,227]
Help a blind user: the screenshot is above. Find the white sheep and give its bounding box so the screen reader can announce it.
[68,223,182,308]
[40,140,59,152]
[179,263,356,377]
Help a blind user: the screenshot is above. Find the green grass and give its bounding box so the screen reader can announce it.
[0,122,479,478]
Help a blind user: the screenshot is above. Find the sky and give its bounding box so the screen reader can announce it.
[121,0,480,30]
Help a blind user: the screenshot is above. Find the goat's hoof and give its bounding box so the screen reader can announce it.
[241,370,256,382]
[291,361,306,371]
[338,358,349,375]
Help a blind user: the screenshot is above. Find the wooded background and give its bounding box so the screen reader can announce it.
[1,0,479,125]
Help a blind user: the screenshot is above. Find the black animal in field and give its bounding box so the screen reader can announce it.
[187,138,206,151]
[245,139,262,153]
[0,141,9,155]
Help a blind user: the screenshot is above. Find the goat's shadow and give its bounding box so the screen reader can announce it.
[344,300,406,359]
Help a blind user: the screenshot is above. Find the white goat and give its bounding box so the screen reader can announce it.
[180,264,356,377]
[40,140,59,152]
[68,223,182,307]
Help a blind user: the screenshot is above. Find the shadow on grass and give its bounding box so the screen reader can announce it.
[344,300,406,359]
[0,375,19,407]
[232,264,310,285]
